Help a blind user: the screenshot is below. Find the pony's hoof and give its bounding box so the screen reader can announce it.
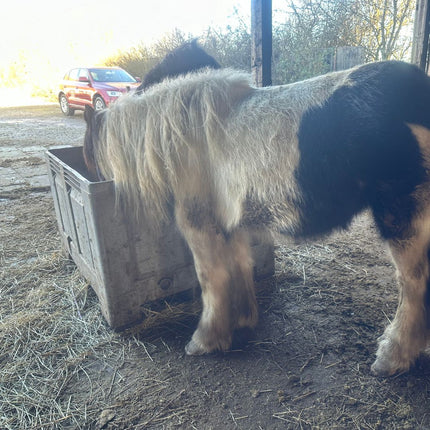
[185,339,207,356]
[371,334,414,377]
[370,358,397,377]
[371,352,410,377]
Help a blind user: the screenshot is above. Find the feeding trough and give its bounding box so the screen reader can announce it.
[46,146,275,329]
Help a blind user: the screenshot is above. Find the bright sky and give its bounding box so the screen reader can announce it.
[1,0,288,83]
[0,0,290,93]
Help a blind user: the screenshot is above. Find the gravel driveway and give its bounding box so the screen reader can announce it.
[0,105,85,194]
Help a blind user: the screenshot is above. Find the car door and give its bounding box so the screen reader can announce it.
[76,68,93,106]
[63,68,80,106]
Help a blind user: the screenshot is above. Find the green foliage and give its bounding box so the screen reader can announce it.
[200,14,251,72]
[30,85,57,102]
[349,0,414,60]
[0,51,28,88]
[102,0,414,86]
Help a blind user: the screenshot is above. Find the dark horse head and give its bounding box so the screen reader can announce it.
[135,39,220,94]
[83,40,221,179]
[83,106,106,181]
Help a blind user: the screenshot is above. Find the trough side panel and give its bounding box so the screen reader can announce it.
[88,186,141,327]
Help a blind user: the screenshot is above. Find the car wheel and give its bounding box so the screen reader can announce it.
[93,96,106,111]
[59,94,74,116]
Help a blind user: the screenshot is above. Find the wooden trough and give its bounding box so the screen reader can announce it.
[46,146,275,329]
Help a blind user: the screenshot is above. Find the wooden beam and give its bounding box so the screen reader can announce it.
[411,0,430,72]
[251,0,272,87]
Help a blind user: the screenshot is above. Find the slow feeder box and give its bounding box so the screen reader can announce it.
[46,146,275,329]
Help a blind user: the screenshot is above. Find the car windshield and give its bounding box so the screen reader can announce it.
[89,68,136,83]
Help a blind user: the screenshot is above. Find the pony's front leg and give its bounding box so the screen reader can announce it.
[175,204,257,355]
[188,243,234,355]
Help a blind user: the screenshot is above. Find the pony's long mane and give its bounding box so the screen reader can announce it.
[95,69,253,226]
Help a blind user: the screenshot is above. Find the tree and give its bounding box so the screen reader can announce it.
[283,0,414,62]
[269,0,414,83]
[350,0,414,60]
[271,0,359,83]
[201,10,251,72]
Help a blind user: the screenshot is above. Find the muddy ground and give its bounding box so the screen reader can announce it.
[1,105,430,429]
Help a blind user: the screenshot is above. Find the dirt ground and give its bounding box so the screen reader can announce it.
[1,105,430,429]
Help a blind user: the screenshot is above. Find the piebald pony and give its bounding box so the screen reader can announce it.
[84,60,430,376]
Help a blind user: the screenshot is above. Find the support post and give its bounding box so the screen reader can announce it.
[411,0,430,72]
[251,0,272,87]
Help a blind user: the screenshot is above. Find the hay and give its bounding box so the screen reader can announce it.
[0,194,118,429]
[0,192,203,429]
[1,191,428,429]
[0,252,113,429]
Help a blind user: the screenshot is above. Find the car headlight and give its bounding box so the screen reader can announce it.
[107,91,121,97]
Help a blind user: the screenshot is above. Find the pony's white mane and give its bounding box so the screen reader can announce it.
[95,69,250,225]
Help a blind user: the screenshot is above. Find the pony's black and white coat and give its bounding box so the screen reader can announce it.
[84,59,430,377]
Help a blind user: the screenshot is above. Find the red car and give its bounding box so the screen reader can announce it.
[58,67,141,116]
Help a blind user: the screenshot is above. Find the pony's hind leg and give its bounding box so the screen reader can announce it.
[371,211,430,376]
[175,203,257,355]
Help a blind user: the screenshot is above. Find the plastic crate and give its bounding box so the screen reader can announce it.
[46,146,274,329]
